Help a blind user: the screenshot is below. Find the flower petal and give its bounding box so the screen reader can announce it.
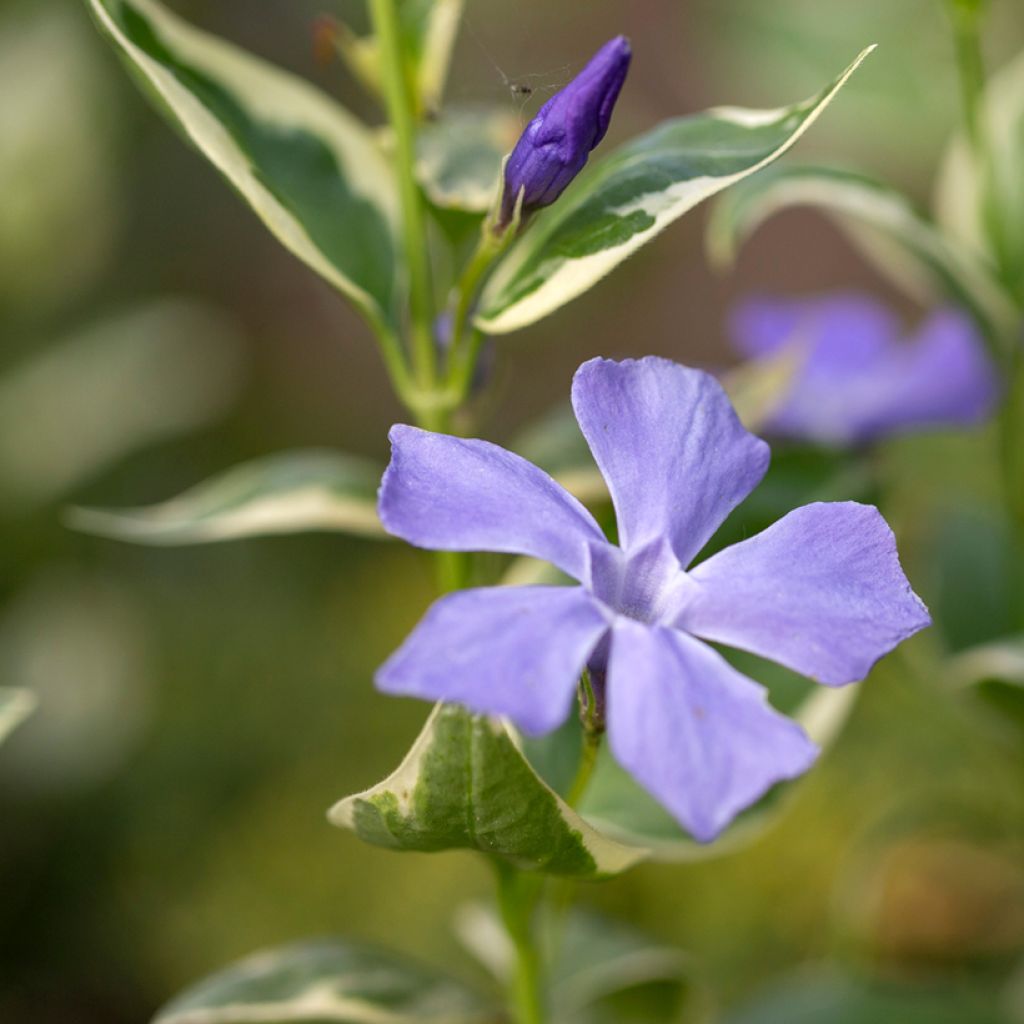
[864,308,998,436]
[377,585,610,736]
[380,425,607,581]
[571,358,770,565]
[606,620,818,842]
[682,501,931,684]
[730,296,996,444]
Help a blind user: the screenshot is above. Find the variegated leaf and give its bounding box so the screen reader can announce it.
[934,47,1024,305]
[417,107,519,213]
[476,48,875,335]
[152,940,496,1024]
[69,451,385,545]
[708,163,1019,350]
[329,703,646,878]
[87,0,401,332]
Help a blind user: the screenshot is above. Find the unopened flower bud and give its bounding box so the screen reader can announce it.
[498,36,631,227]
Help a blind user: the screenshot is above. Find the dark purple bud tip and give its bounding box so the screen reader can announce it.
[498,35,631,227]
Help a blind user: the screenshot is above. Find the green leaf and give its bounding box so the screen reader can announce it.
[402,0,465,114]
[152,939,496,1024]
[532,675,858,861]
[0,689,36,746]
[550,910,693,1024]
[329,703,646,878]
[935,48,1024,304]
[87,0,401,332]
[456,904,694,1024]
[417,107,519,213]
[723,969,1011,1024]
[68,450,386,545]
[708,163,1019,350]
[475,47,875,335]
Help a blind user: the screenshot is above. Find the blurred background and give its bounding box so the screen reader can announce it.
[1,0,1023,1021]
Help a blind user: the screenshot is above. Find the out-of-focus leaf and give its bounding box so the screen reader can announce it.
[0,689,36,746]
[0,300,241,508]
[456,904,693,1024]
[476,48,874,335]
[550,910,693,1024]
[152,939,496,1024]
[329,703,646,878]
[69,451,385,545]
[935,48,1024,303]
[417,107,519,213]
[947,635,1024,733]
[540,678,858,861]
[87,0,401,332]
[0,572,152,792]
[0,6,119,312]
[708,164,1019,350]
[404,0,464,114]
[724,968,1010,1024]
[513,403,607,506]
[719,343,805,434]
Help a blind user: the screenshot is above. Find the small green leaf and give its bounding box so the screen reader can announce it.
[417,107,519,213]
[329,703,646,878]
[68,450,386,545]
[935,47,1024,305]
[87,0,401,332]
[0,689,36,746]
[476,48,875,335]
[152,939,497,1024]
[708,163,1019,352]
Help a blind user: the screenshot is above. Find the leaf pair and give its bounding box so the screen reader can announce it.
[88,0,874,343]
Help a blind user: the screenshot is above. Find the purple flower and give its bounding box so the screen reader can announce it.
[377,358,930,842]
[499,36,631,227]
[730,294,999,446]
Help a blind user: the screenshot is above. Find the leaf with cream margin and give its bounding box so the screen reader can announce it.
[152,939,496,1024]
[475,47,875,335]
[69,451,386,545]
[417,107,520,213]
[329,703,646,878]
[522,665,859,861]
[934,47,1024,303]
[708,163,1019,352]
[87,0,401,333]
[0,689,36,746]
[0,300,241,508]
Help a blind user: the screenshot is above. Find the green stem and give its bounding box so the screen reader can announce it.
[566,671,603,809]
[495,863,546,1024]
[369,0,436,393]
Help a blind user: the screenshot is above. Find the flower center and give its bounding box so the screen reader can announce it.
[588,538,696,626]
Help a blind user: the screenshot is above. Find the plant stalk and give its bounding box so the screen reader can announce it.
[368,0,438,400]
[495,862,547,1024]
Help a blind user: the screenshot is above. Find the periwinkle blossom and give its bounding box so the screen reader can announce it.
[376,358,930,842]
[499,36,631,227]
[730,293,999,446]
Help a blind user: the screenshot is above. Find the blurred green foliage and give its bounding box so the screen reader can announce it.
[1,2,1022,1023]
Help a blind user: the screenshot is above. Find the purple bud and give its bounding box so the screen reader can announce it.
[499,36,631,226]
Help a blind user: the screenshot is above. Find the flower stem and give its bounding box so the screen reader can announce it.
[368,0,437,394]
[566,671,603,809]
[495,862,547,1024]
